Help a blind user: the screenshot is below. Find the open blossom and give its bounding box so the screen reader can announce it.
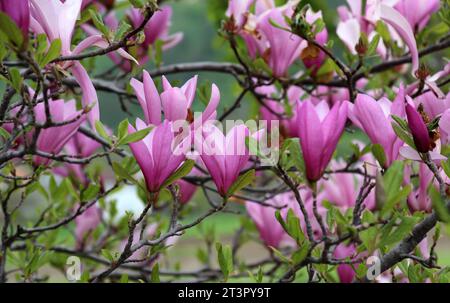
[130,71,219,126]
[347,90,406,167]
[194,124,261,196]
[75,204,102,249]
[0,0,30,38]
[228,0,330,77]
[128,119,190,193]
[33,99,87,167]
[29,0,135,126]
[257,3,306,77]
[295,100,348,182]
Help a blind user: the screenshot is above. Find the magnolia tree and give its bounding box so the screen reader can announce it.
[0,0,449,284]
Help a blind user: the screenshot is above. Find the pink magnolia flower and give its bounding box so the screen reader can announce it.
[246,193,293,248]
[29,0,135,126]
[405,98,431,153]
[295,100,348,182]
[399,95,447,162]
[0,0,30,38]
[75,204,102,249]
[130,71,219,126]
[347,90,406,167]
[54,129,102,184]
[257,4,307,77]
[394,0,440,32]
[194,124,261,196]
[334,243,357,283]
[227,0,314,77]
[128,119,190,193]
[33,99,87,167]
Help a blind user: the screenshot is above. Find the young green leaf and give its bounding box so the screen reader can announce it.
[227,169,255,197]
[160,159,195,189]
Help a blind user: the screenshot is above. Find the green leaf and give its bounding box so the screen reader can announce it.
[119,126,152,145]
[430,186,450,223]
[381,161,408,216]
[112,162,142,189]
[269,246,291,264]
[9,68,22,92]
[441,159,450,178]
[151,263,160,282]
[117,119,129,141]
[129,0,146,8]
[101,249,115,262]
[227,169,255,197]
[280,138,304,173]
[120,274,129,283]
[0,12,24,47]
[292,244,309,264]
[392,121,415,148]
[160,159,195,189]
[89,9,110,39]
[216,243,233,281]
[38,39,62,67]
[382,184,411,217]
[367,34,380,55]
[286,209,305,244]
[376,20,391,44]
[372,144,387,168]
[380,216,418,247]
[95,120,111,144]
[81,184,100,201]
[154,39,164,68]
[384,161,404,197]
[114,21,131,41]
[247,266,263,283]
[0,127,10,139]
